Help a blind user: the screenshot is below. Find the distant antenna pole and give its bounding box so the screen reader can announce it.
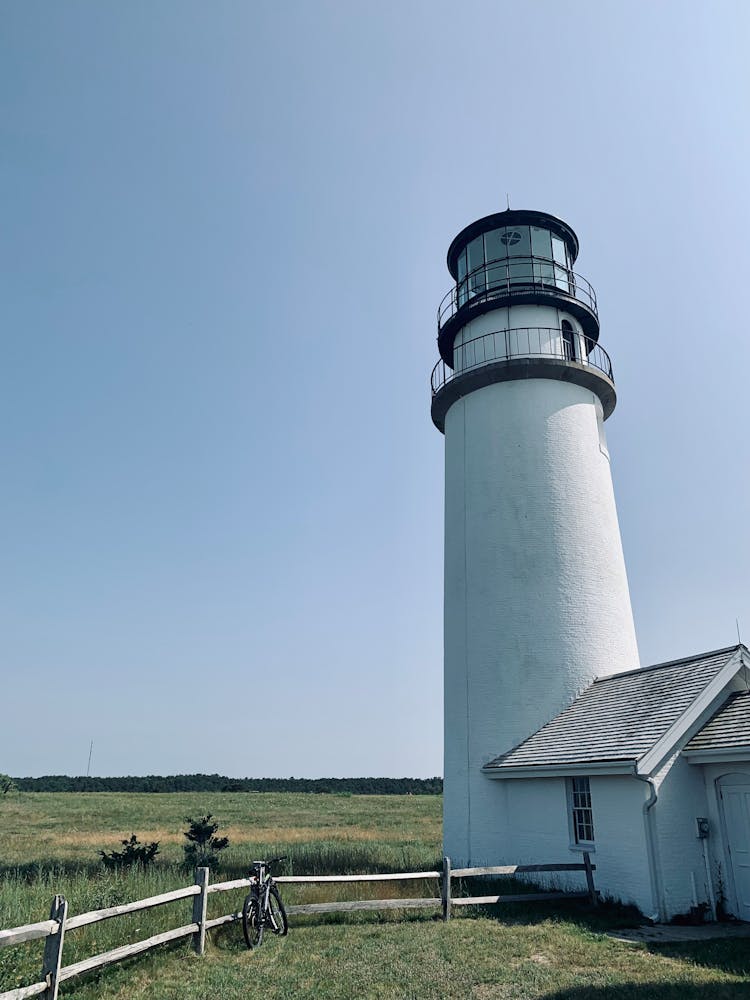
[86,740,94,777]
[737,618,743,646]
[506,192,511,210]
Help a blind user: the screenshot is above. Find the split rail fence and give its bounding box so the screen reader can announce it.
[0,855,596,1000]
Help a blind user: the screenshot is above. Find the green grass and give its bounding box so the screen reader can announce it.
[58,917,750,999]
[2,791,750,999]
[0,790,441,871]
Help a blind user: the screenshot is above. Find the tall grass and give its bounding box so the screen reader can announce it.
[0,864,188,991]
[2,792,749,999]
[0,837,442,993]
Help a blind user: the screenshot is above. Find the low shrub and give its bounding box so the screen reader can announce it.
[99,834,160,869]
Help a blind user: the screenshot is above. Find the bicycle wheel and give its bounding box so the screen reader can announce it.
[242,892,263,949]
[268,885,288,936]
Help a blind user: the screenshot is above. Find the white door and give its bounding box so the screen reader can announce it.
[718,773,750,921]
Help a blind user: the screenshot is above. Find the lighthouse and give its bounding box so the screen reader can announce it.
[432,209,640,865]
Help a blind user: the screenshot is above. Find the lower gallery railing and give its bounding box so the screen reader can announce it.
[431,328,614,396]
[0,856,596,999]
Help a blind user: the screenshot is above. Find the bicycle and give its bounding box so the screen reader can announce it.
[242,856,289,948]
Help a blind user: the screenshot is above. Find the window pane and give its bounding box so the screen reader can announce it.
[468,236,485,295]
[531,227,552,260]
[552,236,567,265]
[484,228,507,264]
[457,249,468,306]
[509,258,533,284]
[486,257,508,292]
[534,258,554,284]
[532,228,553,283]
[555,263,572,292]
[467,236,485,271]
[457,249,467,282]
[504,225,531,257]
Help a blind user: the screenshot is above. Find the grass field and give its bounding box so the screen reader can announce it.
[2,791,750,999]
[0,790,441,871]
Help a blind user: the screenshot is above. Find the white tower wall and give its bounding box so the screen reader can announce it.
[452,304,587,374]
[442,376,639,864]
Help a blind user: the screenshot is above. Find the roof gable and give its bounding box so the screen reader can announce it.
[484,645,745,776]
[684,690,750,755]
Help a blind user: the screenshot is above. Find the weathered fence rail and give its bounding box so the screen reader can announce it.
[0,856,595,998]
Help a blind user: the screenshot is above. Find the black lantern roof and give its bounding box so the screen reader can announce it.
[446,209,580,278]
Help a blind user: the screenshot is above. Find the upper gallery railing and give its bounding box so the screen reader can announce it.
[437,257,598,330]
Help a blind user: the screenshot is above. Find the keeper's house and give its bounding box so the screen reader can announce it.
[483,643,750,922]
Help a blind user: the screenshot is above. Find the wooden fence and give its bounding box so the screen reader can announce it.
[0,855,595,999]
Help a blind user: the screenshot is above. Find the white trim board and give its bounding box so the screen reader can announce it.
[482,760,635,780]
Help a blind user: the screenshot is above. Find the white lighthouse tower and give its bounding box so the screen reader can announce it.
[432,209,639,865]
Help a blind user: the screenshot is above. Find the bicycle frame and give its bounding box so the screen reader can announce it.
[249,858,286,933]
[253,864,272,914]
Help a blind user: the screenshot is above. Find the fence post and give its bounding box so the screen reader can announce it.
[582,852,598,907]
[41,894,68,1000]
[192,867,209,955]
[441,856,452,921]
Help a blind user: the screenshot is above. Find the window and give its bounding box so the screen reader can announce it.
[457,249,468,307]
[467,236,486,297]
[484,228,507,264]
[569,777,595,845]
[561,320,577,361]
[552,236,571,292]
[484,228,509,291]
[505,225,532,284]
[531,226,552,260]
[532,227,554,283]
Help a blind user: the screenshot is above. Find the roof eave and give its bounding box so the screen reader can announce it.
[683,745,750,765]
[481,760,637,780]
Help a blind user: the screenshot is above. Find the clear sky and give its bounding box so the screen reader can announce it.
[2,1,748,778]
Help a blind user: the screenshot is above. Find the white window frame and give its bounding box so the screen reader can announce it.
[567,776,595,851]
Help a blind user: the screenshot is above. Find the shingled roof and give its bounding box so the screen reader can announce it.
[683,690,750,754]
[483,645,743,775]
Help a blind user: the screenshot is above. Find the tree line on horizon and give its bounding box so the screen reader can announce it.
[12,774,443,794]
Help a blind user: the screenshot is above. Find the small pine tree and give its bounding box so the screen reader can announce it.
[183,814,229,870]
[99,834,160,869]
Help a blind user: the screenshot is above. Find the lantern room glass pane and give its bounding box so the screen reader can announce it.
[484,228,507,264]
[554,264,572,292]
[552,236,571,291]
[532,227,554,283]
[467,236,485,271]
[531,227,552,260]
[468,236,485,296]
[552,236,567,265]
[509,258,534,283]
[505,226,532,284]
[457,249,468,306]
[486,258,507,292]
[457,249,467,282]
[504,225,531,257]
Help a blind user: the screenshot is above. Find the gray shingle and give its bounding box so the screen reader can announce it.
[484,646,739,770]
[684,690,750,751]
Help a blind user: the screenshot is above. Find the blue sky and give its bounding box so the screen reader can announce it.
[2,1,748,778]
